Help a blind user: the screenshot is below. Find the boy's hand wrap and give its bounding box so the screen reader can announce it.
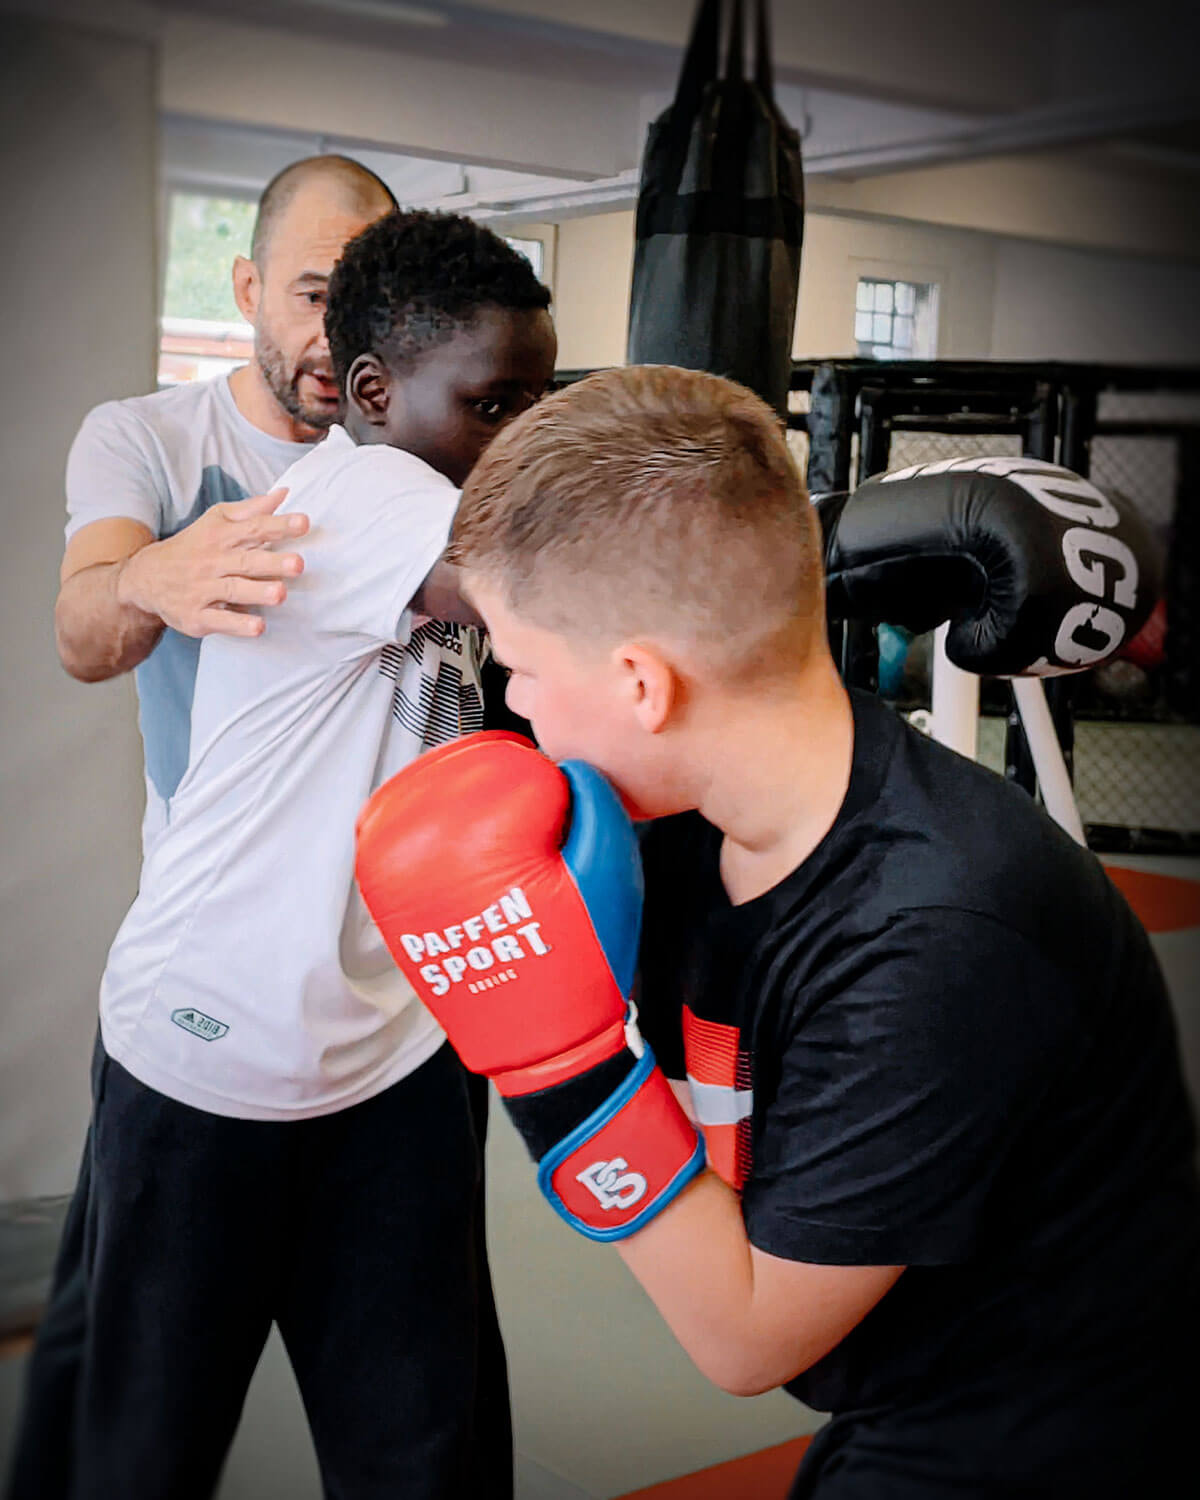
[355,731,704,1241]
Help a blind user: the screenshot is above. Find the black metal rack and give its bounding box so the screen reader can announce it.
[794,359,1200,852]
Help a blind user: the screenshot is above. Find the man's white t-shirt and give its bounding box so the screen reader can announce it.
[99,425,485,1119]
[65,376,315,849]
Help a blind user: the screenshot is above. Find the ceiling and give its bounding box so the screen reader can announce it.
[149,0,1200,218]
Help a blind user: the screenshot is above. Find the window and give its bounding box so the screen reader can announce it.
[854,278,939,360]
[159,192,255,387]
[158,194,549,389]
[503,235,545,281]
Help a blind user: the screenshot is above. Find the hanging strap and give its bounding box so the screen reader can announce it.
[754,0,774,101]
[675,0,721,122]
[724,0,745,81]
[675,0,779,108]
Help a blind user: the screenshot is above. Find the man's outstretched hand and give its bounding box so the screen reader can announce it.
[116,488,308,639]
[56,489,310,681]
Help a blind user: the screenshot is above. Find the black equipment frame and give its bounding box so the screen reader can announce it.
[794,358,1200,853]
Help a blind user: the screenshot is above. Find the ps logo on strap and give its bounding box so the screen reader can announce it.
[575,1157,648,1212]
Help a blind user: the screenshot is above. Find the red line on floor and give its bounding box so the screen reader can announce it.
[1104,865,1200,933]
[613,1435,812,1500]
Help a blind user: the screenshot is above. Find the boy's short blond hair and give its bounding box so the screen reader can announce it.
[452,365,824,674]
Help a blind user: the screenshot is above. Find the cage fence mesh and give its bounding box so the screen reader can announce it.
[1089,435,1178,531]
[884,430,1024,474]
[1073,722,1200,832]
[1074,393,1198,838]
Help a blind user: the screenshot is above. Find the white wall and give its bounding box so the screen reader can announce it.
[990,239,1200,364]
[534,204,1200,373]
[792,214,997,360]
[552,212,636,370]
[531,206,1001,371]
[0,16,155,1198]
[808,149,1200,264]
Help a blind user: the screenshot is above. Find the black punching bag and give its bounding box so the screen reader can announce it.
[626,0,804,419]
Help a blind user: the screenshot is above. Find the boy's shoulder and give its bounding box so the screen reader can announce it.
[838,691,1110,938]
[751,700,1145,1068]
[279,427,455,509]
[642,692,1126,1003]
[643,693,1095,929]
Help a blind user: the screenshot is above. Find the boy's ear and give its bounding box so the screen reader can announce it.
[347,354,393,428]
[616,642,679,734]
[232,256,260,325]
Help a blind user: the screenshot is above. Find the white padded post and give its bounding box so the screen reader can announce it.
[930,623,979,760]
[1011,678,1088,846]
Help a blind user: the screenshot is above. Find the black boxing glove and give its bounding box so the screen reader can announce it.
[816,457,1162,676]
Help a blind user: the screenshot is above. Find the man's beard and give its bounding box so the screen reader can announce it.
[255,322,338,431]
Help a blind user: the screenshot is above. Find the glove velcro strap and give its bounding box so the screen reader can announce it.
[536,1045,705,1242]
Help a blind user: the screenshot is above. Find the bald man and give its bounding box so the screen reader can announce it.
[55,154,396,846]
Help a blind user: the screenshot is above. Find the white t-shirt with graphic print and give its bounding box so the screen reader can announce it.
[98,425,485,1120]
[65,375,316,850]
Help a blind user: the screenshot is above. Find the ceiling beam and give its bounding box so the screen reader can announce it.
[807,89,1200,178]
[467,86,1200,220]
[160,12,641,179]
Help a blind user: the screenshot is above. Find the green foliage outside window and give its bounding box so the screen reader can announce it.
[162,193,256,323]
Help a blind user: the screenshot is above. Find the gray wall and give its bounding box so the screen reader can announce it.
[990,238,1200,364]
[0,16,157,1199]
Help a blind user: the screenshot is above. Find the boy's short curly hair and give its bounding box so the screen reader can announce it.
[325,209,552,387]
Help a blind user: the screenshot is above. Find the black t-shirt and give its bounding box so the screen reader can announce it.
[638,690,1200,1494]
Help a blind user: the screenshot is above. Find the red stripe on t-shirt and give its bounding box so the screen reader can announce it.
[682,1005,741,1088]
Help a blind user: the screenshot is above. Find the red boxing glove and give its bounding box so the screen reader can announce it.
[355,732,704,1240]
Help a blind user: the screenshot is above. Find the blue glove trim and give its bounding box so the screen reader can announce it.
[558,761,643,998]
[536,1042,707,1243]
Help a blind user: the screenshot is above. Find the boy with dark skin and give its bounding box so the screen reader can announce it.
[10,211,555,1500]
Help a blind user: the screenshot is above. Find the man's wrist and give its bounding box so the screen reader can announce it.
[113,545,162,626]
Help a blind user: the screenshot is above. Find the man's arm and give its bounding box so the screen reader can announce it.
[56,492,308,682]
[618,1172,902,1396]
